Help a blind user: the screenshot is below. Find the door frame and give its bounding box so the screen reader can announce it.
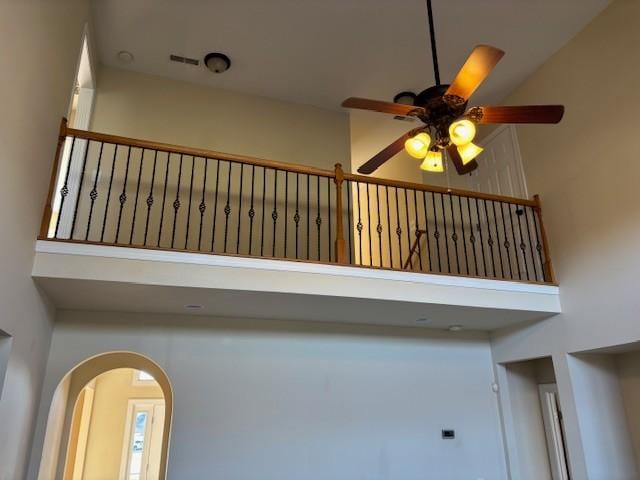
[538,383,571,480]
[119,398,165,480]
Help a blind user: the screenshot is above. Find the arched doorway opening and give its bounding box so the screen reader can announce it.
[37,351,172,480]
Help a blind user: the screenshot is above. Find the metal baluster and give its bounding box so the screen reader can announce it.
[492,201,505,278]
[128,149,144,245]
[376,185,383,267]
[413,189,423,271]
[248,165,256,255]
[457,196,469,275]
[55,136,76,238]
[115,146,133,244]
[531,206,546,282]
[500,201,514,279]
[236,163,244,254]
[284,171,288,258]
[524,206,539,281]
[440,193,450,273]
[404,189,413,269]
[210,159,221,251]
[422,191,432,272]
[306,174,310,260]
[184,156,196,250]
[449,194,460,274]
[170,154,183,249]
[143,151,158,246]
[70,139,91,239]
[483,199,496,277]
[507,203,521,280]
[431,192,441,272]
[474,198,487,277]
[223,161,232,253]
[356,181,363,264]
[466,197,478,276]
[261,167,266,256]
[386,186,393,268]
[294,173,300,259]
[395,187,403,268]
[516,206,530,280]
[157,152,170,247]
[346,181,353,264]
[85,142,104,241]
[366,183,372,266]
[316,175,321,261]
[272,169,278,257]
[197,158,208,251]
[327,177,332,262]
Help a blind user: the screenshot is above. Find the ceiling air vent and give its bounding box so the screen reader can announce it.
[170,54,199,66]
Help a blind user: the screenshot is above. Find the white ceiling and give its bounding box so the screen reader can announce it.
[91,0,609,110]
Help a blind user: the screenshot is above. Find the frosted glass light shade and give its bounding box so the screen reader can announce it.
[449,119,476,146]
[457,142,484,165]
[420,150,444,172]
[404,132,431,159]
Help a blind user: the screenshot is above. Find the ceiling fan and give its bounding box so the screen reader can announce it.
[342,0,564,176]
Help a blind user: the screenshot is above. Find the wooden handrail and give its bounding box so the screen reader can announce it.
[39,118,68,237]
[66,127,337,179]
[343,171,538,207]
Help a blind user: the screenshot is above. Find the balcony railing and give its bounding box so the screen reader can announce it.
[39,119,556,284]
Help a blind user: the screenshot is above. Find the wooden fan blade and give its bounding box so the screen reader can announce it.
[357,128,422,174]
[468,105,565,124]
[447,145,478,175]
[342,97,425,117]
[445,45,505,102]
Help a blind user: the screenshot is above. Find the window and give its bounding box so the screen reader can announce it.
[132,370,156,386]
[120,399,165,480]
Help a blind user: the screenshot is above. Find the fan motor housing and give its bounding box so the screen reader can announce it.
[415,84,468,147]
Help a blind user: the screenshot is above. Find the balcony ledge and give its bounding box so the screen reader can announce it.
[33,240,560,330]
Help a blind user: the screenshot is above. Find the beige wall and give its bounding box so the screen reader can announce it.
[0,1,89,478]
[491,0,640,477]
[91,66,351,172]
[81,368,163,480]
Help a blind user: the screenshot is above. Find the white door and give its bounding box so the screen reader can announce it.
[468,125,528,198]
[538,384,570,480]
[121,400,165,480]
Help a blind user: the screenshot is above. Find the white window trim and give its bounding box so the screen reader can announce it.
[132,370,158,386]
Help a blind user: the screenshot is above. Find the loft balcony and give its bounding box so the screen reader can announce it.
[32,119,560,329]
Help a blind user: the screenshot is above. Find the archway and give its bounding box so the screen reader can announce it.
[37,351,172,480]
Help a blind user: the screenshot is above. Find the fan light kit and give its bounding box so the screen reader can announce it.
[204,52,231,73]
[341,0,564,176]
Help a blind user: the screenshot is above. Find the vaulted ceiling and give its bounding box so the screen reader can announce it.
[91,0,609,110]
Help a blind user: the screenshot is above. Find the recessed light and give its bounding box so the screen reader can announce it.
[117,50,134,64]
[184,304,203,310]
[204,52,231,74]
[448,325,463,332]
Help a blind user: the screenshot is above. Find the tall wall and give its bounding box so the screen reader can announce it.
[0,1,89,478]
[490,0,640,477]
[91,66,351,172]
[30,311,508,480]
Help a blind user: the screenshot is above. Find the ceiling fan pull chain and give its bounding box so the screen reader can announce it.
[426,0,441,85]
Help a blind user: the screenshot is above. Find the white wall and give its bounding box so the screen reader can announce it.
[30,310,508,480]
[90,66,351,172]
[490,1,640,477]
[617,350,640,470]
[0,1,89,478]
[568,354,638,480]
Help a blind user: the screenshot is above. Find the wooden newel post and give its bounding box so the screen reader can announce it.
[39,117,68,238]
[533,194,556,284]
[333,163,347,264]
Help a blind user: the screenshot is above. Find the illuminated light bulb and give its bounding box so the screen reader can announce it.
[404,132,431,159]
[457,142,484,165]
[420,150,444,172]
[449,119,477,146]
